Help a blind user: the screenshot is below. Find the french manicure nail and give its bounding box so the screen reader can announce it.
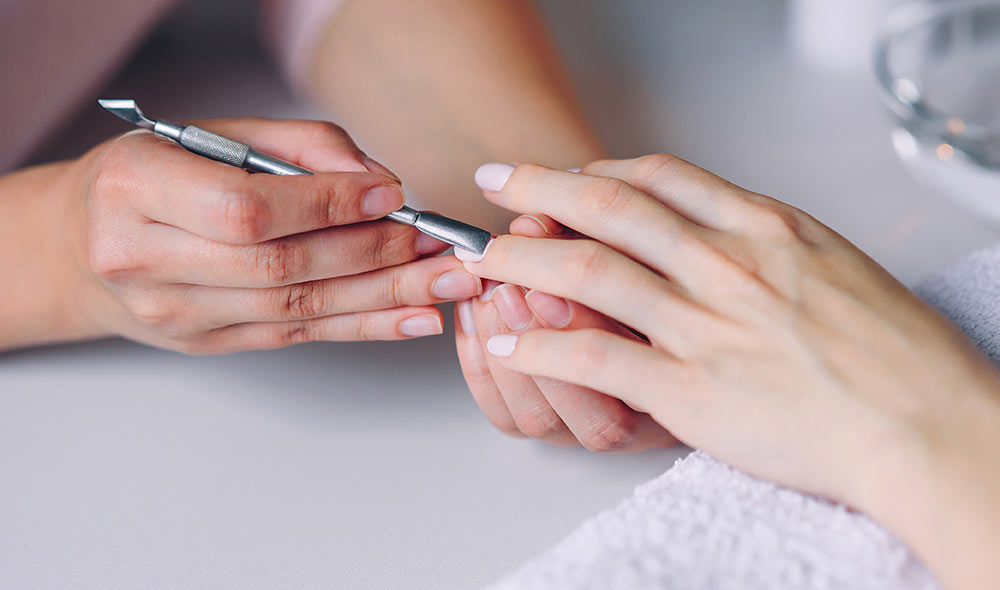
[474,163,515,192]
[487,334,518,357]
[493,284,532,331]
[525,290,572,328]
[432,269,481,299]
[457,300,476,334]
[455,237,494,263]
[480,279,500,302]
[399,314,443,337]
[363,184,404,217]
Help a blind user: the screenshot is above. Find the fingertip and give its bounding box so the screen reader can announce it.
[486,334,518,357]
[399,313,444,338]
[455,236,495,263]
[474,163,515,192]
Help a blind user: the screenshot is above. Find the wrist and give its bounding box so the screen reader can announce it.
[0,154,115,350]
[851,376,1000,588]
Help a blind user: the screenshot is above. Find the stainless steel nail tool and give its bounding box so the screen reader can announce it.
[98,99,492,255]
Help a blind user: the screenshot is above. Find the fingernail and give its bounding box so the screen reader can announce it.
[455,237,494,263]
[487,334,518,357]
[474,163,515,192]
[480,279,500,302]
[361,155,401,181]
[399,314,443,337]
[493,284,532,331]
[363,184,404,217]
[567,167,581,173]
[432,269,482,299]
[457,300,476,334]
[417,233,449,255]
[525,290,572,328]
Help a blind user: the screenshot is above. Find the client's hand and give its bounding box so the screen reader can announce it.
[63,119,480,353]
[453,210,675,452]
[458,157,1000,588]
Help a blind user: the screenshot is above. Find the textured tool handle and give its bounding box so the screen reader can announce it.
[179,126,250,167]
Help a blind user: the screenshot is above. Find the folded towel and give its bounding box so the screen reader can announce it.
[489,243,1000,590]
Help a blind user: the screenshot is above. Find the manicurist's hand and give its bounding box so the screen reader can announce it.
[458,157,1000,589]
[0,118,482,352]
[454,205,675,452]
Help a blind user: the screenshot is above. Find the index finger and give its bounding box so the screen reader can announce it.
[112,131,405,244]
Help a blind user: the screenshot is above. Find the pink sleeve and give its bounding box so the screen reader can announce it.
[259,0,348,90]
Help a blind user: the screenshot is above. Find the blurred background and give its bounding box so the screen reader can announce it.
[4,0,1000,588]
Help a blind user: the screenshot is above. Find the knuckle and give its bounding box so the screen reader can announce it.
[281,321,316,347]
[90,139,135,200]
[283,281,326,319]
[307,120,350,144]
[216,188,270,243]
[564,241,612,285]
[568,329,610,369]
[383,269,408,307]
[748,203,807,241]
[581,177,632,222]
[368,223,412,268]
[630,153,680,183]
[254,240,307,285]
[87,236,137,279]
[516,407,568,440]
[581,414,640,453]
[125,295,176,329]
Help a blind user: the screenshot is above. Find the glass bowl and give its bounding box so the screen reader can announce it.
[875,0,1000,220]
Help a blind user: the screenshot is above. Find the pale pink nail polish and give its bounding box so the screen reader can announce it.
[480,279,501,302]
[455,237,494,263]
[432,269,481,299]
[399,314,443,337]
[487,334,518,357]
[493,284,532,331]
[525,290,572,328]
[457,300,476,334]
[474,163,515,192]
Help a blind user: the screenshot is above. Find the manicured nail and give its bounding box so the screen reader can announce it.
[416,233,449,255]
[567,167,581,173]
[432,269,482,299]
[474,163,515,192]
[480,279,500,302]
[525,290,572,328]
[457,300,476,334]
[361,155,401,181]
[493,284,532,331]
[487,334,518,357]
[455,237,494,263]
[399,314,443,337]
[363,184,404,217]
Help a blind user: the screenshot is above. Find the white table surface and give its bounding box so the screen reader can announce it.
[4,1,999,588]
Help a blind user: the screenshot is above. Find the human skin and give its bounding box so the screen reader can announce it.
[308,0,638,440]
[0,0,609,357]
[457,156,1000,589]
[0,118,483,352]
[306,0,605,227]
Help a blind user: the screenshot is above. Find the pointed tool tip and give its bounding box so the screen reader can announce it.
[98,98,154,129]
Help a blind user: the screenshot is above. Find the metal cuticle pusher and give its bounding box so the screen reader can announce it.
[98,99,493,255]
